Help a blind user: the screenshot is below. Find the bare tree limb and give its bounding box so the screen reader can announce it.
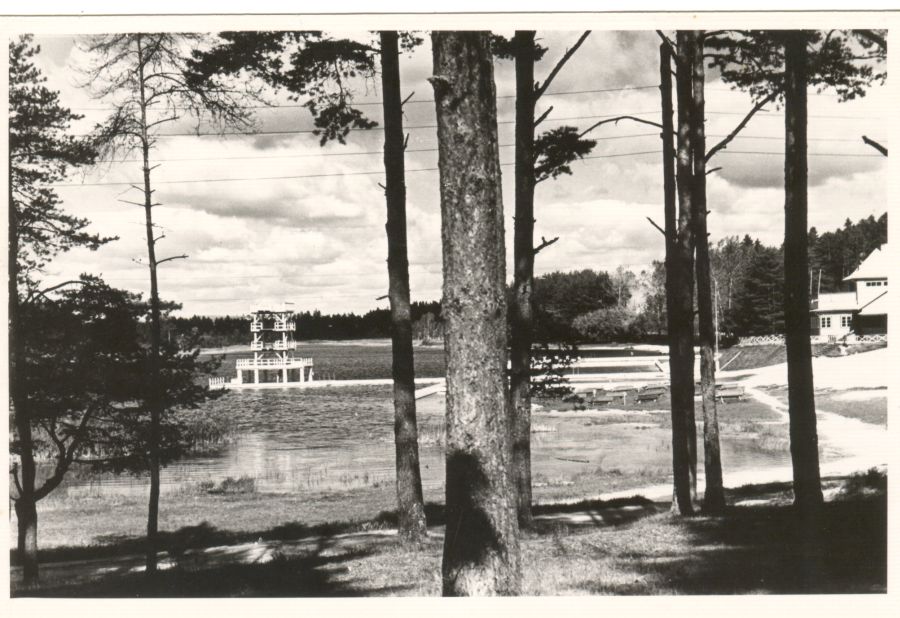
[706,166,722,176]
[534,106,553,128]
[705,91,778,162]
[579,115,665,138]
[156,254,188,266]
[534,31,591,99]
[646,216,666,237]
[401,91,415,107]
[862,135,888,156]
[376,294,389,301]
[533,236,559,255]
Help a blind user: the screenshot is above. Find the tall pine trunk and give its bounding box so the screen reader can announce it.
[379,30,427,542]
[137,34,163,574]
[690,31,726,514]
[509,29,537,529]
[783,31,824,514]
[9,182,40,584]
[431,30,521,596]
[669,33,698,514]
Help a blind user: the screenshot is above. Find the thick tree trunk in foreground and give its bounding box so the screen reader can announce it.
[431,30,521,596]
[669,34,698,514]
[509,29,537,529]
[137,35,163,574]
[690,31,726,514]
[783,31,824,514]
[379,30,427,542]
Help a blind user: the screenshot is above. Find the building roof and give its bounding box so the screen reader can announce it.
[858,291,888,316]
[844,244,890,282]
[811,292,857,313]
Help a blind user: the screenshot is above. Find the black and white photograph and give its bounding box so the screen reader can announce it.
[4,4,897,604]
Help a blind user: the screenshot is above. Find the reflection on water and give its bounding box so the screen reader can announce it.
[62,386,796,498]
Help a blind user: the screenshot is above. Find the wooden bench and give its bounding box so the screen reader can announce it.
[715,387,745,402]
[589,394,615,405]
[636,391,662,403]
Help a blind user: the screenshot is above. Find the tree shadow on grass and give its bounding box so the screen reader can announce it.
[15,532,413,597]
[530,496,667,531]
[577,491,887,595]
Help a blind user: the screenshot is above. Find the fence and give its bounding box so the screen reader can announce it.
[737,335,784,346]
[739,333,887,346]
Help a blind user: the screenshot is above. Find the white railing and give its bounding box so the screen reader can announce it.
[250,320,295,332]
[208,376,227,389]
[846,333,887,344]
[250,340,297,351]
[236,356,313,368]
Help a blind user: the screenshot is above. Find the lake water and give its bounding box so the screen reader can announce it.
[59,384,799,499]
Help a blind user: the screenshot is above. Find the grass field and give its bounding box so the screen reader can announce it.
[718,341,887,371]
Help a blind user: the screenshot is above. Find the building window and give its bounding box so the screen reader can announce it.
[866,281,883,287]
[821,316,831,328]
[841,315,851,328]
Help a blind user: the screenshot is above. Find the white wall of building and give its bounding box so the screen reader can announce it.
[817,312,853,337]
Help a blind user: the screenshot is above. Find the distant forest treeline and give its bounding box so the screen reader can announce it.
[168,213,886,347]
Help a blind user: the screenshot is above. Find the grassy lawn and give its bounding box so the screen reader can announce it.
[765,385,887,426]
[814,388,888,425]
[14,472,886,596]
[718,342,887,371]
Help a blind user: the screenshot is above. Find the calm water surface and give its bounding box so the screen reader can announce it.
[62,384,803,499]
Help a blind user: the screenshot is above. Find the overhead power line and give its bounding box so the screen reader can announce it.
[70,85,663,111]
[91,133,872,165]
[50,149,884,188]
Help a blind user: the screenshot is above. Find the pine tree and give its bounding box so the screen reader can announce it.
[189,30,430,542]
[8,35,110,585]
[431,30,521,596]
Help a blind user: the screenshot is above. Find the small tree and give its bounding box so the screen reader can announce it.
[78,32,254,572]
[430,30,521,596]
[8,35,111,585]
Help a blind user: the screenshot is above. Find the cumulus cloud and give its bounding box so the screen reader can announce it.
[29,31,889,316]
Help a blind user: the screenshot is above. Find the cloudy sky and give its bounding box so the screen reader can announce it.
[29,30,889,317]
